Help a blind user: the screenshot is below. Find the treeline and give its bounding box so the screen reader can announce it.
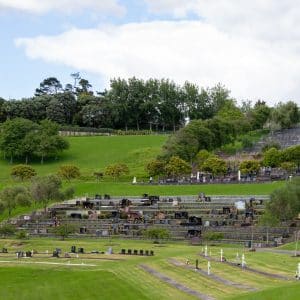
[1,76,298,131]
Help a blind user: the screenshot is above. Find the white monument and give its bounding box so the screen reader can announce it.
[207,261,211,275]
[132,177,137,184]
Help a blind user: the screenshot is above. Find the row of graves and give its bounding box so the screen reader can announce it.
[15,193,299,247]
[145,167,298,186]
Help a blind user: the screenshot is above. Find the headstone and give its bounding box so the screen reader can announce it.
[132,177,137,184]
[204,245,208,257]
[71,246,76,253]
[128,249,132,255]
[78,248,84,254]
[140,250,144,255]
[145,250,149,256]
[238,170,241,181]
[133,250,138,255]
[195,259,199,269]
[207,261,211,275]
[242,254,246,268]
[121,249,126,255]
[220,249,223,262]
[150,250,154,256]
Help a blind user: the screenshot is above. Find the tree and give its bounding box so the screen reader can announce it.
[271,101,299,129]
[250,101,271,129]
[35,120,69,163]
[52,223,76,240]
[196,150,211,170]
[0,186,31,219]
[105,163,129,180]
[143,227,170,241]
[35,77,63,96]
[30,175,67,211]
[165,156,191,178]
[11,164,37,181]
[239,160,261,176]
[280,161,296,174]
[145,159,166,178]
[202,156,227,177]
[259,211,280,245]
[282,145,300,170]
[0,118,37,163]
[58,165,80,181]
[0,224,16,237]
[265,178,300,221]
[263,147,282,167]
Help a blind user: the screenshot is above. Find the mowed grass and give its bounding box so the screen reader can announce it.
[0,238,299,300]
[0,135,168,181]
[66,181,285,197]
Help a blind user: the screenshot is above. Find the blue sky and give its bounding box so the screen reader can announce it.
[0,0,299,105]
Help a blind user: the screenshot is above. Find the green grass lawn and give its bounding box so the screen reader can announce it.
[0,238,299,300]
[66,180,285,197]
[0,135,168,182]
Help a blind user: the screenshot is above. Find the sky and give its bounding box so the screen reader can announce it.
[0,0,300,105]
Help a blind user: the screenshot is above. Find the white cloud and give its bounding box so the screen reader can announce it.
[0,0,125,16]
[144,0,300,42]
[15,20,300,105]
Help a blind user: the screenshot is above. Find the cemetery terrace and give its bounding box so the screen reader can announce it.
[15,194,299,247]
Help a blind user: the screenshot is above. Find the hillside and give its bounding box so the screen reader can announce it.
[0,135,168,182]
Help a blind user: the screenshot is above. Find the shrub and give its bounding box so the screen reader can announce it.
[203,232,224,241]
[11,164,37,181]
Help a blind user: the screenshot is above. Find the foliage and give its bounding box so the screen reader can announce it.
[196,150,211,169]
[271,101,299,129]
[239,160,261,176]
[143,227,170,240]
[105,163,129,180]
[263,147,282,167]
[164,156,191,178]
[0,118,69,164]
[262,141,281,152]
[58,165,80,181]
[0,186,31,218]
[202,156,227,176]
[30,175,67,211]
[280,161,296,173]
[203,232,224,241]
[0,224,16,236]
[259,211,279,227]
[265,178,300,221]
[145,159,166,177]
[52,224,76,240]
[11,164,37,181]
[15,230,28,239]
[281,145,300,168]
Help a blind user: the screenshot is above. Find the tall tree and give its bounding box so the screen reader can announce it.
[35,77,63,96]
[0,186,31,219]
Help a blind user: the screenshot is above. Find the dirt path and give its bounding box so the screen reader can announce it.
[169,258,258,292]
[140,264,215,300]
[198,254,291,281]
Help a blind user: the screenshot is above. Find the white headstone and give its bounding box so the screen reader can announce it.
[207,261,211,275]
[238,170,241,181]
[220,249,223,262]
[132,177,137,184]
[196,172,200,181]
[204,245,208,257]
[242,254,246,268]
[203,176,206,183]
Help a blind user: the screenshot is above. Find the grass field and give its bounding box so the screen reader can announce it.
[0,238,299,300]
[0,135,168,181]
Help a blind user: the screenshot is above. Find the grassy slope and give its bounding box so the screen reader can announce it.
[0,238,299,300]
[0,135,168,181]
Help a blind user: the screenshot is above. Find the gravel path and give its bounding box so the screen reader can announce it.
[169,258,258,292]
[198,254,291,281]
[140,264,215,300]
